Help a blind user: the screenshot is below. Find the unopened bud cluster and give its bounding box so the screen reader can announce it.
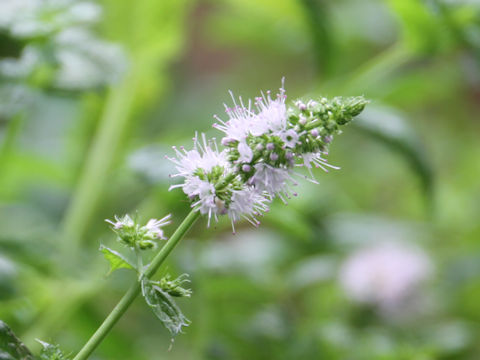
[158,274,192,298]
[167,80,367,232]
[106,214,172,250]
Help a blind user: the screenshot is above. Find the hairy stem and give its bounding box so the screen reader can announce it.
[73,209,200,360]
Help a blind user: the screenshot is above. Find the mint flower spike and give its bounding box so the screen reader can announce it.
[105,214,172,250]
[168,81,368,232]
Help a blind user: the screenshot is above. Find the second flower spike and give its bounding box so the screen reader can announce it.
[105,214,172,250]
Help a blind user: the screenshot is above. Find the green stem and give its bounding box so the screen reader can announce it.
[60,74,137,263]
[323,44,411,95]
[135,246,144,281]
[0,112,23,174]
[73,209,200,360]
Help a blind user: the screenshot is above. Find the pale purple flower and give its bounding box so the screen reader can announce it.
[168,133,271,229]
[183,177,222,227]
[238,140,253,163]
[255,84,288,135]
[167,134,231,226]
[213,113,250,143]
[145,214,172,240]
[171,166,222,228]
[250,163,297,203]
[300,152,339,180]
[167,133,228,184]
[216,82,289,142]
[249,117,271,137]
[213,92,263,141]
[339,242,433,311]
[182,177,214,200]
[213,94,269,163]
[279,129,300,148]
[227,188,270,233]
[105,214,133,229]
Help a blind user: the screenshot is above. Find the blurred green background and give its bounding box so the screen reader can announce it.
[1,0,480,359]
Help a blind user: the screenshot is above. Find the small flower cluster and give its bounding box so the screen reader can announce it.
[106,214,172,250]
[157,273,192,298]
[168,81,367,231]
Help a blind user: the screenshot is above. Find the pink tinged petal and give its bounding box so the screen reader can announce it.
[237,141,253,163]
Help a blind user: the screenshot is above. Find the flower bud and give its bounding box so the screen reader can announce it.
[159,274,192,297]
[242,164,251,172]
[270,153,279,161]
[138,240,156,250]
[106,214,171,250]
[221,137,235,146]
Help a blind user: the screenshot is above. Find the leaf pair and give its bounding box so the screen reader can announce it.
[99,246,191,337]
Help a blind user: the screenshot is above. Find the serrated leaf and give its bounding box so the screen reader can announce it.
[355,105,433,203]
[141,278,190,336]
[99,245,135,275]
[37,340,70,360]
[0,320,35,360]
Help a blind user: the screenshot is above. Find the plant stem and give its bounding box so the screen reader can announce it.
[73,209,200,360]
[135,246,144,281]
[60,74,137,263]
[0,112,23,173]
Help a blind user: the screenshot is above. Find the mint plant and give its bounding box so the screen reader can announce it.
[67,81,367,359]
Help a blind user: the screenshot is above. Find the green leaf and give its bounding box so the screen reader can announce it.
[102,0,192,105]
[37,340,70,360]
[386,0,448,54]
[99,245,135,276]
[355,105,434,203]
[141,278,190,337]
[0,320,35,360]
[298,0,334,75]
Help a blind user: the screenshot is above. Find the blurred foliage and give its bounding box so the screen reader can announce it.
[1,0,480,359]
[0,320,35,359]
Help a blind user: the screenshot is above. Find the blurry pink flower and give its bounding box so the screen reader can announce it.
[339,242,433,311]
